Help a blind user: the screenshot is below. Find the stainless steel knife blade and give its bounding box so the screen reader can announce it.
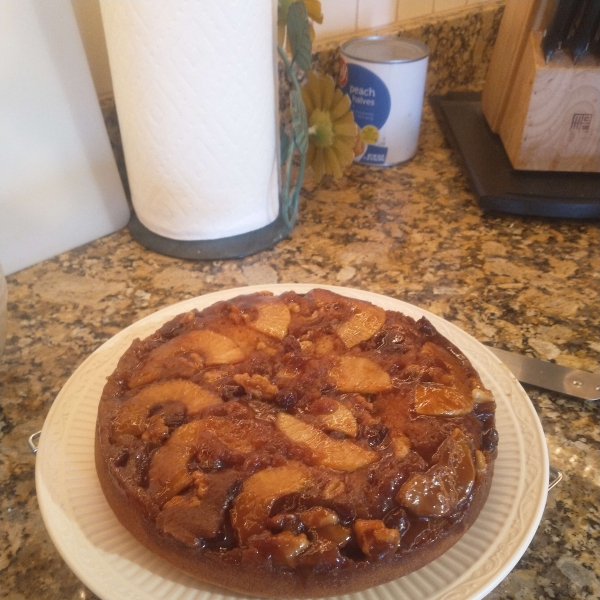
[486,346,600,401]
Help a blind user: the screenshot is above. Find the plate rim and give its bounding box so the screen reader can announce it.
[36,283,549,600]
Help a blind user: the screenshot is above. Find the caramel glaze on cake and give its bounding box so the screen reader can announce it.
[95,289,498,598]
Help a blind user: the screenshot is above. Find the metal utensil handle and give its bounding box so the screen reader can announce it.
[549,465,563,491]
[27,431,41,454]
[26,430,564,492]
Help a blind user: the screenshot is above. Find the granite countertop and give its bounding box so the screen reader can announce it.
[1,96,599,599]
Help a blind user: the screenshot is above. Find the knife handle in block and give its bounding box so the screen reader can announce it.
[541,0,582,60]
[564,0,600,61]
[481,0,540,133]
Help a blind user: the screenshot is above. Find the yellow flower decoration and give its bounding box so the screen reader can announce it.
[278,0,323,48]
[302,71,359,181]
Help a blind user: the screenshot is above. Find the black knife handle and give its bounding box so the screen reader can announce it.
[542,0,584,59]
[590,11,600,55]
[566,0,600,59]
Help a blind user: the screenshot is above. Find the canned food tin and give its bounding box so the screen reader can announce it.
[340,36,429,166]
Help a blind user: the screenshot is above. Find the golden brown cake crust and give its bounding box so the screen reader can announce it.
[95,289,498,598]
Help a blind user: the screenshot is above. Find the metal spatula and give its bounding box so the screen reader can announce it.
[487,346,599,401]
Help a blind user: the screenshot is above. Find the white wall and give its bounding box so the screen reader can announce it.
[73,0,498,99]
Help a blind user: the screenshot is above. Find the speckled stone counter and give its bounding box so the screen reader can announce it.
[1,4,599,600]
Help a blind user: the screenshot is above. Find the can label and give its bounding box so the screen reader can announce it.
[339,37,428,166]
[341,61,391,165]
[361,145,388,165]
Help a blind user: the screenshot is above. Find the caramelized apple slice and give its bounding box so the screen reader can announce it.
[233,373,278,400]
[315,524,352,547]
[354,519,400,560]
[315,399,357,437]
[157,330,245,365]
[413,384,473,416]
[113,380,222,438]
[396,429,475,517]
[314,334,339,356]
[248,531,310,567]
[130,330,245,387]
[391,435,411,459]
[421,342,473,389]
[203,417,264,454]
[443,430,476,500]
[299,507,339,528]
[475,450,487,479]
[156,470,241,546]
[334,301,386,348]
[230,462,311,544]
[148,421,206,506]
[247,299,291,340]
[276,413,379,471]
[306,289,385,348]
[397,464,454,517]
[156,495,203,546]
[472,387,494,403]
[329,356,392,394]
[130,355,203,389]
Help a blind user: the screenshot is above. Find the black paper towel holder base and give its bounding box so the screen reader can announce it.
[128,211,294,261]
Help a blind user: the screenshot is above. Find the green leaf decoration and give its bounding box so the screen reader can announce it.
[287,1,312,71]
[280,124,291,164]
[277,0,295,26]
[290,89,309,155]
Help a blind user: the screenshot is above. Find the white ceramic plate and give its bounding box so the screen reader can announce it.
[36,284,549,600]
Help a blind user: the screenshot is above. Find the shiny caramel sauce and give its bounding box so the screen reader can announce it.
[98,290,497,571]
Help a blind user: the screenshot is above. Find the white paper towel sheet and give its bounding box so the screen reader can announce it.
[101,0,280,241]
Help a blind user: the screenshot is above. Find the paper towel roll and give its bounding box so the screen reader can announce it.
[101,0,279,241]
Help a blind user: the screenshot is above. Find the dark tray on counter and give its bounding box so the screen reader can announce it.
[431,92,600,219]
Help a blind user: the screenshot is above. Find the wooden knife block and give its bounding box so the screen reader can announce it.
[482,0,600,173]
[499,32,600,172]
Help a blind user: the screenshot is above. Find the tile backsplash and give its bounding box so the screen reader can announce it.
[315,0,499,42]
[75,0,503,99]
[312,0,503,97]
